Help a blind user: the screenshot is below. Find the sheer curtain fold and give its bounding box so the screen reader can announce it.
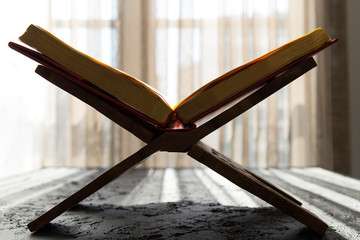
[42,0,319,168]
[315,0,350,174]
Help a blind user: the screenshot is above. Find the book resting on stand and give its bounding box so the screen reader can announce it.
[9,24,333,129]
[8,24,336,235]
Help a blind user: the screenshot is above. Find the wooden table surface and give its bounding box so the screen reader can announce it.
[0,167,359,239]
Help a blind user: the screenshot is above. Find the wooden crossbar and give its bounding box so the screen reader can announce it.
[27,57,328,235]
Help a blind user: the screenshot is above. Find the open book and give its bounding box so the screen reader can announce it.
[9,25,333,129]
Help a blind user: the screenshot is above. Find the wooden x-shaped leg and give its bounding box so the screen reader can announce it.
[27,57,328,235]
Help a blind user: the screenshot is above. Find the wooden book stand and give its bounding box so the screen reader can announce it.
[27,57,328,235]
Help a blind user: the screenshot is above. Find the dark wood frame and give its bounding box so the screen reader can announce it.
[27,57,328,235]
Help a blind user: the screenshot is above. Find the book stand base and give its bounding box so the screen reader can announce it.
[27,57,328,235]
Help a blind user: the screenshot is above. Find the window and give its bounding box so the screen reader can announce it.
[1,0,318,177]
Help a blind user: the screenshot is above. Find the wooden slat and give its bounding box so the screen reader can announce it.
[188,142,328,235]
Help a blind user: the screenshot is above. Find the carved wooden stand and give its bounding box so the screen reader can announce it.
[27,57,328,235]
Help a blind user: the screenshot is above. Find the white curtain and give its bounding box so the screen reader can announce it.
[151,0,318,168]
[1,0,319,176]
[0,0,50,177]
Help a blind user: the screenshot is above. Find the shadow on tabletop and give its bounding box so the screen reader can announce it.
[30,201,345,240]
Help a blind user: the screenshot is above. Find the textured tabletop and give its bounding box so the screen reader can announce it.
[0,167,359,239]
